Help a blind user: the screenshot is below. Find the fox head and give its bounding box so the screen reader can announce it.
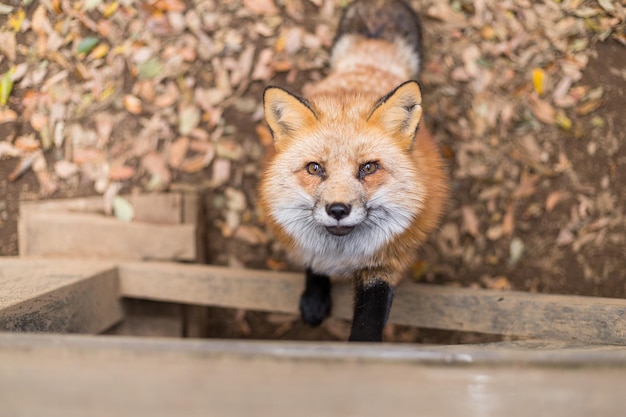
[261,81,426,276]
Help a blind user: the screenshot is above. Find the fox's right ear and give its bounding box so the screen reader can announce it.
[368,81,423,151]
[263,86,317,151]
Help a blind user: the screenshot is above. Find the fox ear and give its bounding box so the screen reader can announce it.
[367,81,423,150]
[263,86,317,151]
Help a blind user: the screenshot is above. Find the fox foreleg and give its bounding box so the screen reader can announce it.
[300,268,332,326]
[349,273,395,342]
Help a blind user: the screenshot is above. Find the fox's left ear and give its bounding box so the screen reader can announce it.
[263,86,318,152]
[368,81,423,150]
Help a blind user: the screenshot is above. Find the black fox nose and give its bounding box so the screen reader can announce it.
[326,203,351,220]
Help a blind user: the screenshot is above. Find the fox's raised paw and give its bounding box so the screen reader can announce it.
[299,288,331,327]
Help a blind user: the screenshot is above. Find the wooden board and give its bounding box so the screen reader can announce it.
[0,259,122,333]
[18,193,201,261]
[19,211,197,261]
[118,261,626,345]
[19,193,194,224]
[3,258,626,344]
[1,333,625,417]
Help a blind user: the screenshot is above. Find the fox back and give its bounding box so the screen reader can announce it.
[259,0,448,341]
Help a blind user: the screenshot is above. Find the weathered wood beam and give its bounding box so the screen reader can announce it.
[118,261,626,345]
[18,193,201,261]
[2,257,625,344]
[19,211,197,261]
[0,259,122,333]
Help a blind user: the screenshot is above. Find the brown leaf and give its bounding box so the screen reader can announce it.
[32,5,52,36]
[141,152,171,186]
[154,0,186,12]
[0,109,18,124]
[14,135,41,152]
[168,136,189,168]
[54,160,79,179]
[0,31,16,62]
[513,171,539,199]
[481,276,511,291]
[234,225,269,245]
[502,205,515,236]
[32,151,58,196]
[154,82,179,108]
[529,94,555,124]
[243,0,279,16]
[486,225,503,241]
[178,155,207,173]
[123,94,142,114]
[29,113,48,132]
[461,205,479,237]
[555,228,575,246]
[546,191,568,212]
[0,142,20,158]
[95,113,114,147]
[108,165,136,181]
[575,98,603,116]
[8,153,37,181]
[251,48,274,81]
[210,158,231,188]
[73,148,105,165]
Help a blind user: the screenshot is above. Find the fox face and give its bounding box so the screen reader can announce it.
[261,81,426,277]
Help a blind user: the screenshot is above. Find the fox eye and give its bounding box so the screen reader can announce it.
[306,162,323,176]
[359,161,378,177]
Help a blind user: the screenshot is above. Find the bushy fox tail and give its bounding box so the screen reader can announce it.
[334,0,422,62]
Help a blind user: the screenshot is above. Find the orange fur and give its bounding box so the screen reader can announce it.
[259,3,448,289]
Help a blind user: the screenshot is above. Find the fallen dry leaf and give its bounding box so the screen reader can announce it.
[481,275,512,291]
[546,191,568,212]
[123,94,143,114]
[54,160,79,179]
[168,136,189,168]
[8,153,37,181]
[251,48,274,81]
[575,98,603,115]
[502,205,515,236]
[179,155,207,173]
[461,205,479,237]
[243,0,279,16]
[141,152,171,187]
[108,165,136,181]
[210,158,231,188]
[0,31,16,62]
[529,93,556,124]
[234,225,269,245]
[0,109,18,124]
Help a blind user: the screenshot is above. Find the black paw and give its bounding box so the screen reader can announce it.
[300,289,331,327]
[300,269,332,326]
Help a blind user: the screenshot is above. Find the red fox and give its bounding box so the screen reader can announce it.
[259,0,449,341]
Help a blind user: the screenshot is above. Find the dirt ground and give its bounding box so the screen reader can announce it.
[0,1,624,343]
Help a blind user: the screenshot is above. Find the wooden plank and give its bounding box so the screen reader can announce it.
[118,261,626,345]
[118,261,302,312]
[19,196,105,214]
[19,211,197,261]
[19,193,189,224]
[1,333,625,417]
[0,259,123,333]
[385,284,626,344]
